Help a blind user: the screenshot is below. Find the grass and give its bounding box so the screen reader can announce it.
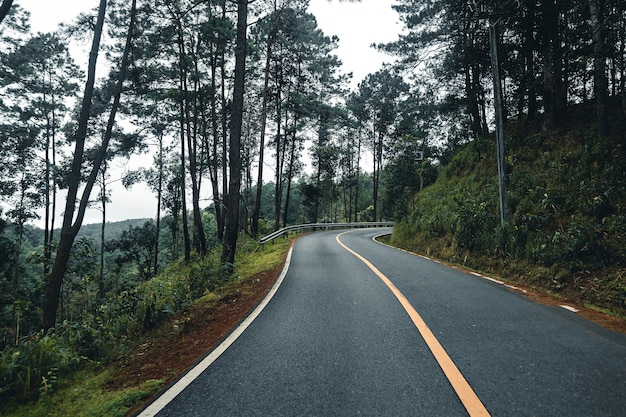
[235,237,291,278]
[5,369,163,417]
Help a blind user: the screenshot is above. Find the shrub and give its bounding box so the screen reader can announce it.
[0,330,81,406]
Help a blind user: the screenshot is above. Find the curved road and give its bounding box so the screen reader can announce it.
[140,228,626,416]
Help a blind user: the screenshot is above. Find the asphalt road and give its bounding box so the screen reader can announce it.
[140,228,626,416]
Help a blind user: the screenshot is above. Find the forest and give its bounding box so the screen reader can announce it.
[0,0,625,413]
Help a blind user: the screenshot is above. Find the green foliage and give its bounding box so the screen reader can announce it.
[0,235,281,413]
[55,321,104,362]
[137,249,221,329]
[508,126,625,272]
[107,220,158,282]
[0,233,292,415]
[237,237,291,278]
[94,247,223,333]
[3,369,162,417]
[75,378,162,417]
[0,331,80,407]
[392,112,626,314]
[0,320,115,407]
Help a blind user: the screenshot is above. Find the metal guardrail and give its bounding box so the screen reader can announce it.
[259,222,394,245]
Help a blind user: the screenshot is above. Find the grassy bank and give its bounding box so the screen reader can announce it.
[391,108,625,318]
[2,238,292,417]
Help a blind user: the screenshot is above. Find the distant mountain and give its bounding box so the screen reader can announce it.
[20,218,154,247]
[75,218,154,242]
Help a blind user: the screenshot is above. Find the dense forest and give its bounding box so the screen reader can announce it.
[0,0,625,411]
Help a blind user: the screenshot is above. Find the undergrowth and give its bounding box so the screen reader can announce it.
[7,369,162,417]
[391,111,626,317]
[1,238,292,416]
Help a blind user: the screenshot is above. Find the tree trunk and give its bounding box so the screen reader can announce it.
[11,183,26,303]
[171,196,180,261]
[154,131,163,275]
[541,0,565,129]
[465,62,482,137]
[221,0,248,267]
[556,5,568,117]
[252,23,276,238]
[43,92,53,278]
[489,19,510,227]
[314,164,321,223]
[464,22,483,137]
[208,39,224,242]
[523,1,537,121]
[98,169,106,300]
[372,129,383,222]
[179,109,191,262]
[282,128,298,228]
[186,47,207,255]
[0,0,13,25]
[220,2,229,241]
[43,0,108,331]
[619,23,626,119]
[355,132,361,222]
[274,83,285,231]
[176,25,192,262]
[589,0,609,137]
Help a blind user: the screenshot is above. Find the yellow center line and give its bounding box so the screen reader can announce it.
[336,232,490,417]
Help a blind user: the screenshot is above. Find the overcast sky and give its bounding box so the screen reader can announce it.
[308,0,400,86]
[18,0,401,225]
[24,0,400,86]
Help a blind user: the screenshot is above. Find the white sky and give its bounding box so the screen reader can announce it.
[21,0,99,32]
[17,0,400,225]
[308,0,400,86]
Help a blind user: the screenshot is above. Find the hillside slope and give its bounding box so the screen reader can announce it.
[391,103,625,316]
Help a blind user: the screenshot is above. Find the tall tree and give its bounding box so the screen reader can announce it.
[43,0,138,330]
[201,1,233,242]
[43,0,108,330]
[250,1,280,238]
[221,0,249,267]
[17,34,79,279]
[263,4,342,229]
[518,0,539,121]
[351,68,408,221]
[1,29,79,340]
[172,4,192,261]
[589,0,609,136]
[540,0,566,129]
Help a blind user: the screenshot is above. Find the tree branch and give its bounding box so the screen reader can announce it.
[0,0,14,26]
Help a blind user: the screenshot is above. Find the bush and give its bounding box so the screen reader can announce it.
[57,321,104,362]
[0,330,81,406]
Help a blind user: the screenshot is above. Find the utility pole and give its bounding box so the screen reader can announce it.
[488,17,509,227]
[468,1,518,228]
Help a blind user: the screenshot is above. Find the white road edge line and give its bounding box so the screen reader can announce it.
[372,233,527,292]
[372,233,582,315]
[137,246,294,417]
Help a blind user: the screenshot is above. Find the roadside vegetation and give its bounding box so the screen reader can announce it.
[0,238,292,416]
[390,102,626,318]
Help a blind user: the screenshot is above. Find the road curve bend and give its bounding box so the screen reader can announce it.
[139,228,626,417]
